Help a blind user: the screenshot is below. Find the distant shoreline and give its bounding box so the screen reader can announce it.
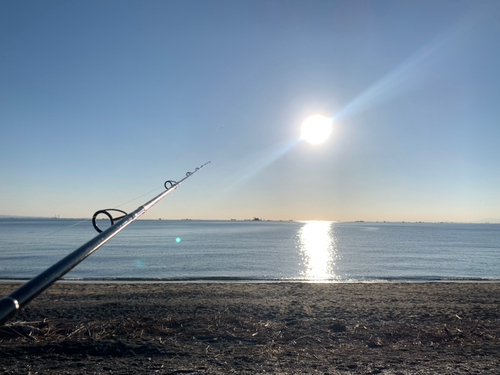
[1,216,499,224]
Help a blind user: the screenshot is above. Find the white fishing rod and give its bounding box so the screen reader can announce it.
[0,162,210,325]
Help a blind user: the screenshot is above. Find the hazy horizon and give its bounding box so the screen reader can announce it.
[1,215,500,225]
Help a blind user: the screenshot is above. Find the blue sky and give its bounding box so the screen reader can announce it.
[1,0,500,222]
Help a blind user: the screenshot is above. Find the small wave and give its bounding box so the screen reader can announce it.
[2,276,499,284]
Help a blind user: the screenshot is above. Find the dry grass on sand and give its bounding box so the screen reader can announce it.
[1,282,499,374]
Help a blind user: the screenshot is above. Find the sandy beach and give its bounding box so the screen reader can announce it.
[0,282,499,374]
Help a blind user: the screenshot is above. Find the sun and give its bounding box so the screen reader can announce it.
[301,115,333,144]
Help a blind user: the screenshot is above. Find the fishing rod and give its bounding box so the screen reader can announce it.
[0,162,210,326]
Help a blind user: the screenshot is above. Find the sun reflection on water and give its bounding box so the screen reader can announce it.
[298,221,337,280]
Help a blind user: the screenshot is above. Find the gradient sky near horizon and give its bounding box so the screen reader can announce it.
[1,0,500,222]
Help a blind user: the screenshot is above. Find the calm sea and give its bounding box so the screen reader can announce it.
[0,219,499,282]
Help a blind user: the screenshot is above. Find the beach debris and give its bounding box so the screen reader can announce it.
[67,323,86,338]
[192,305,206,320]
[329,320,347,332]
[366,337,384,348]
[0,323,40,340]
[223,330,255,345]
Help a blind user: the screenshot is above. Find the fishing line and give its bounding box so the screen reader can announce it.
[40,218,91,238]
[1,175,188,265]
[113,187,163,209]
[0,162,211,325]
[47,187,164,235]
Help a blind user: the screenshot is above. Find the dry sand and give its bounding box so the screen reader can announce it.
[0,282,499,374]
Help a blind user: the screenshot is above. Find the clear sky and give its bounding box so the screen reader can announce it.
[1,0,500,222]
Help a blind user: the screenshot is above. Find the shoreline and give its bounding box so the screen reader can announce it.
[2,277,500,284]
[1,282,499,374]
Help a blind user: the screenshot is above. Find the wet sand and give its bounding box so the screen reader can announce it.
[1,282,499,374]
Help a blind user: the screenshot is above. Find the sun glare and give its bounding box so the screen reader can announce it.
[298,221,336,280]
[301,115,333,144]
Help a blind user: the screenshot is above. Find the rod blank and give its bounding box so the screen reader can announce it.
[0,162,210,325]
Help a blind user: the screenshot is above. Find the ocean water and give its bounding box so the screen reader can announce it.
[0,218,499,282]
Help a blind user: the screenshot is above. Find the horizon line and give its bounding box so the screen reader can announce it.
[1,215,499,224]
